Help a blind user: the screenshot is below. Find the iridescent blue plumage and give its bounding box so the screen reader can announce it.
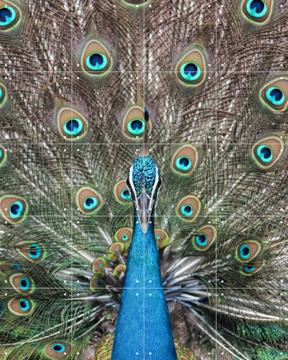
[112,156,177,360]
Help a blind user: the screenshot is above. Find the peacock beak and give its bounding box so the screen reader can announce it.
[135,188,153,233]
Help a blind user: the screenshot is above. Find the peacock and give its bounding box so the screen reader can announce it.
[0,0,287,359]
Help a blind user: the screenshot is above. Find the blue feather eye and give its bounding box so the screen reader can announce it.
[246,0,267,18]
[83,196,98,211]
[260,78,288,112]
[176,195,201,222]
[114,180,132,205]
[265,87,285,106]
[180,205,193,217]
[120,189,131,201]
[114,228,132,250]
[252,136,284,170]
[180,63,201,82]
[63,118,84,136]
[235,240,262,263]
[239,260,265,276]
[8,297,34,316]
[171,145,198,176]
[9,273,34,294]
[176,48,206,87]
[0,81,8,107]
[0,195,28,224]
[127,119,145,136]
[241,0,272,24]
[29,243,42,260]
[52,343,66,353]
[0,2,21,31]
[122,106,151,140]
[76,187,103,215]
[192,225,217,251]
[239,244,251,260]
[0,145,7,168]
[255,144,273,163]
[9,200,24,219]
[86,53,108,71]
[82,40,113,77]
[20,277,30,291]
[58,107,89,141]
[45,341,71,359]
[155,229,170,249]
[195,234,208,247]
[176,156,192,172]
[15,241,46,263]
[19,298,30,311]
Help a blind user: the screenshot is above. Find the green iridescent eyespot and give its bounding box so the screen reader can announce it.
[0,195,28,224]
[241,0,273,24]
[176,195,201,222]
[176,48,206,87]
[260,78,288,112]
[235,240,262,263]
[191,225,217,252]
[171,145,198,176]
[122,105,151,140]
[0,1,21,31]
[58,107,89,141]
[76,187,103,215]
[82,40,113,77]
[252,136,284,170]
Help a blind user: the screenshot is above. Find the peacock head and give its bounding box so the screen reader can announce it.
[127,156,161,233]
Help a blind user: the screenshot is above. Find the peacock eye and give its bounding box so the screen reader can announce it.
[181,205,193,217]
[86,52,108,71]
[28,244,42,259]
[252,136,284,170]
[58,108,88,141]
[0,195,28,224]
[155,229,170,249]
[64,118,83,136]
[235,240,262,263]
[171,144,198,176]
[82,40,113,77]
[176,48,206,87]
[8,297,34,316]
[0,1,21,31]
[114,228,132,250]
[176,195,201,222]
[114,180,132,205]
[255,144,272,163]
[9,273,34,294]
[265,87,285,106]
[45,341,71,359]
[52,343,65,353]
[122,106,151,140]
[92,257,107,276]
[260,78,288,112]
[241,0,272,24]
[192,225,217,251]
[9,201,24,219]
[76,187,103,215]
[0,81,8,107]
[239,260,265,276]
[128,119,145,136]
[180,63,201,82]
[0,145,7,168]
[15,241,46,263]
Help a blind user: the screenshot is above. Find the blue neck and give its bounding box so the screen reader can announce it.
[112,216,177,360]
